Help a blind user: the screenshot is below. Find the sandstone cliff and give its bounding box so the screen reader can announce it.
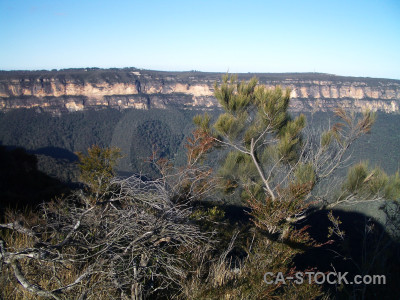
[1,68,399,113]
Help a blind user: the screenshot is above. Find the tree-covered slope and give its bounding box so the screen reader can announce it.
[0,108,398,183]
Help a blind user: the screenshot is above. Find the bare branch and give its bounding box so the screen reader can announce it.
[11,259,62,300]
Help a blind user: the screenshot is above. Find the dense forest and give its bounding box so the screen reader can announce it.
[0,107,399,180]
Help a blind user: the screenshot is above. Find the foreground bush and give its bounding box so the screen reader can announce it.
[0,145,213,299]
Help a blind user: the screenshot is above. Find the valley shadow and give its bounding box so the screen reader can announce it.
[294,209,400,299]
[31,146,78,162]
[0,145,70,220]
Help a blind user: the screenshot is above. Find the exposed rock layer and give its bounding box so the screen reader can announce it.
[1,68,399,113]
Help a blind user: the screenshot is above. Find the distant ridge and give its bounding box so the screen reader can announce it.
[1,68,399,113]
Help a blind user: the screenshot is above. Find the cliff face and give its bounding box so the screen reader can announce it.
[1,68,399,113]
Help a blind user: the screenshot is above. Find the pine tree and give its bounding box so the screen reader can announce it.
[192,74,379,298]
[195,75,317,234]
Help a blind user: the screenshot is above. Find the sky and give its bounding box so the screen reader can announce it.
[1,0,399,79]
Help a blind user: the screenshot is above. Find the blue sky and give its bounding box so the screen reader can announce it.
[1,0,399,79]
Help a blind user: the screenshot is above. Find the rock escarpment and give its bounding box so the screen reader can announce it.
[1,68,399,113]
